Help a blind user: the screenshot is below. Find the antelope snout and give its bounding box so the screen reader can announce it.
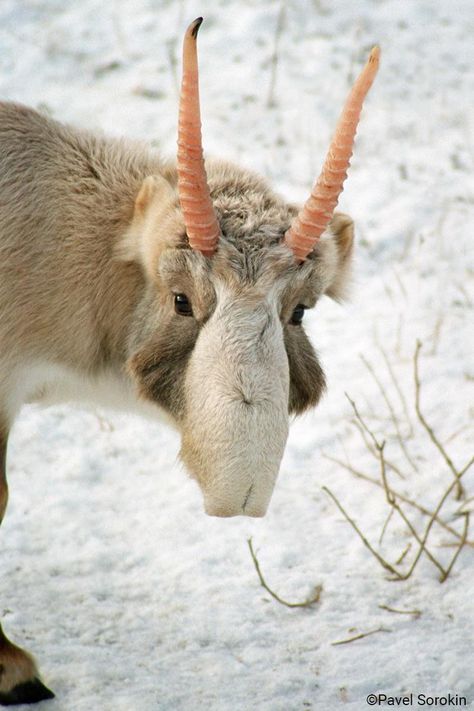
[203,482,271,518]
[181,291,290,519]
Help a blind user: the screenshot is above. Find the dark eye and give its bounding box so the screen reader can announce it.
[290,304,306,325]
[174,293,193,317]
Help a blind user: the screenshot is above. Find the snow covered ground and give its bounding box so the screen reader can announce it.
[0,0,473,709]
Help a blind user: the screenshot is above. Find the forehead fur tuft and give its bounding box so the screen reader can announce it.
[162,157,342,297]
[205,159,299,254]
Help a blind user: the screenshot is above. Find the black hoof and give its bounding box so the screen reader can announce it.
[0,678,55,706]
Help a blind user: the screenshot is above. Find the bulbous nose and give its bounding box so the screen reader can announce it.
[205,504,266,519]
[181,289,290,520]
[204,486,268,518]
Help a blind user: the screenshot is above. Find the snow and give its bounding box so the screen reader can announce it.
[0,0,473,709]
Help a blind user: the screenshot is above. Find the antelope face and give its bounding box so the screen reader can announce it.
[173,241,326,518]
[125,16,377,517]
[177,257,291,517]
[128,242,324,518]
[126,182,352,517]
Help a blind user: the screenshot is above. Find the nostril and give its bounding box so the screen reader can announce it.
[233,386,253,406]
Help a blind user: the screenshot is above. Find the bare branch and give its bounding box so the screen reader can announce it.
[349,410,406,482]
[444,424,471,445]
[360,354,418,472]
[440,513,470,583]
[400,473,469,580]
[427,312,445,356]
[414,341,464,499]
[459,456,474,477]
[391,266,408,300]
[322,453,474,547]
[349,397,447,578]
[331,627,391,646]
[266,3,286,108]
[395,543,412,565]
[323,343,473,583]
[346,393,380,451]
[379,507,395,545]
[377,343,414,437]
[247,538,322,609]
[390,500,447,578]
[322,487,403,579]
[379,604,421,618]
[378,440,395,506]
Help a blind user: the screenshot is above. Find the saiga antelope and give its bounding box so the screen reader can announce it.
[0,18,379,704]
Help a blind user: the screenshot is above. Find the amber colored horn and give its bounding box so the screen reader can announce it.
[177,17,221,257]
[285,46,380,262]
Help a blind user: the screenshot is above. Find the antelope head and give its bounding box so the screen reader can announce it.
[125,18,380,517]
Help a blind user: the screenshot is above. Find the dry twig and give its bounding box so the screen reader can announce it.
[331,627,391,646]
[323,336,472,584]
[379,508,395,545]
[377,343,414,437]
[350,414,405,480]
[428,312,445,356]
[247,538,322,608]
[378,604,421,618]
[401,474,469,581]
[326,366,473,582]
[322,487,403,579]
[344,391,471,581]
[266,3,286,108]
[395,543,412,566]
[322,453,474,547]
[440,513,470,583]
[360,354,418,472]
[414,341,471,499]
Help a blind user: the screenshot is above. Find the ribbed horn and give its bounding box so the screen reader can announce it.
[285,46,380,262]
[177,17,221,257]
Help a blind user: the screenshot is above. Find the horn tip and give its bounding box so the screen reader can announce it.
[369,45,381,64]
[189,17,203,39]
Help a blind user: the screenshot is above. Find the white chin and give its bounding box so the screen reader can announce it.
[203,486,272,518]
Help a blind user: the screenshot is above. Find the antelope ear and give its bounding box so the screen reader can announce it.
[134,175,162,218]
[324,212,354,301]
[117,175,176,267]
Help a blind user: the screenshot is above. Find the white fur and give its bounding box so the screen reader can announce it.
[4,361,173,426]
[181,279,289,517]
